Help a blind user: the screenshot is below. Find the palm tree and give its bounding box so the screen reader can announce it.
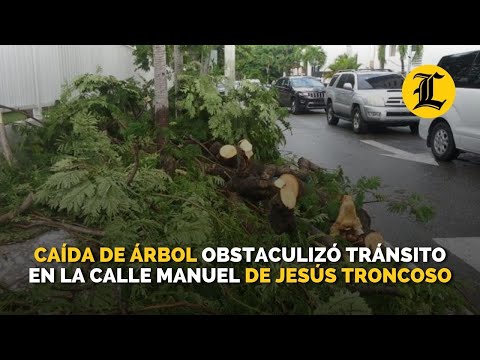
[153,45,169,146]
[398,45,424,74]
[378,45,386,69]
[302,46,326,74]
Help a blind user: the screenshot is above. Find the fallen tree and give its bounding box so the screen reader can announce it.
[0,72,464,316]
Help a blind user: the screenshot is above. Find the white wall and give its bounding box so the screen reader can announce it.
[0,45,151,111]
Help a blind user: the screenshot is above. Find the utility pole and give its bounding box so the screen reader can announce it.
[224,45,235,83]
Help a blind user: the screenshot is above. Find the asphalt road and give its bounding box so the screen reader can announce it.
[282,110,480,312]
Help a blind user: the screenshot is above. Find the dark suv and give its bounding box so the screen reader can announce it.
[274,76,326,114]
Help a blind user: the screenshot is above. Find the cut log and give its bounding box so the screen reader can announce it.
[227,176,282,201]
[205,163,236,180]
[364,231,385,252]
[269,194,296,234]
[219,145,237,162]
[357,208,371,233]
[259,164,310,181]
[209,141,223,157]
[298,157,322,172]
[274,178,286,189]
[238,139,253,153]
[218,145,248,171]
[244,150,254,160]
[279,173,302,209]
[330,195,364,236]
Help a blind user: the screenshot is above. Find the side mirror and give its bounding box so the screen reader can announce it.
[343,83,353,90]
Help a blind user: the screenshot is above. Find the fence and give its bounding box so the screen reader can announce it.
[0,45,151,113]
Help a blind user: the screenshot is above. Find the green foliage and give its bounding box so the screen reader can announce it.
[327,53,362,76]
[0,71,462,315]
[133,45,154,71]
[378,45,386,69]
[18,73,155,160]
[176,74,290,161]
[314,290,372,315]
[236,45,326,83]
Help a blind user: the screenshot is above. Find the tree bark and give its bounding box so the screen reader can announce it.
[298,157,322,172]
[173,45,183,93]
[153,45,169,147]
[227,176,282,201]
[0,112,14,166]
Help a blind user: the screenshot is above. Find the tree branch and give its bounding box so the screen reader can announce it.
[0,104,43,125]
[0,193,34,224]
[20,215,105,236]
[189,135,216,159]
[126,142,140,185]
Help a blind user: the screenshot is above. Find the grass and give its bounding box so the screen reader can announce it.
[3,112,27,125]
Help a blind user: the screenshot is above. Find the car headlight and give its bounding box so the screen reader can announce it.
[365,96,384,107]
[298,92,309,97]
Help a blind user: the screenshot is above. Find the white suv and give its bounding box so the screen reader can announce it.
[326,70,420,134]
[419,50,480,161]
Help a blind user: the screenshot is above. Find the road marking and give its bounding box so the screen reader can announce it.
[433,237,480,272]
[360,140,439,166]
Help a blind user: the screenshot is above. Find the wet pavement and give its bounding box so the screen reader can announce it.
[0,230,74,290]
[283,110,480,312]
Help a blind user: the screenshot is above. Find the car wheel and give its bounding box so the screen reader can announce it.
[431,122,459,161]
[410,123,419,134]
[352,107,367,134]
[326,102,339,125]
[290,98,300,115]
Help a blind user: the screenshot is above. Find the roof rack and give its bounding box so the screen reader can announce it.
[356,68,394,72]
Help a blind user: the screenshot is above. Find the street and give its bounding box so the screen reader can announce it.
[283,111,480,310]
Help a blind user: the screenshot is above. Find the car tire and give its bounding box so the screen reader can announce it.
[290,97,300,115]
[326,102,339,125]
[352,107,367,134]
[431,122,459,161]
[410,123,419,134]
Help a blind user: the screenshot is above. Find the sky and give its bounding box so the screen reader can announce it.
[321,45,480,70]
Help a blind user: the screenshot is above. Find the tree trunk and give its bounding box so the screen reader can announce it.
[400,57,405,75]
[153,45,169,147]
[0,112,14,166]
[201,48,210,75]
[173,45,183,117]
[173,45,183,93]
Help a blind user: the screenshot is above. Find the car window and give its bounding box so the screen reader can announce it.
[336,74,348,88]
[276,78,284,86]
[345,74,355,88]
[285,79,290,87]
[469,53,480,88]
[438,51,478,88]
[328,74,339,87]
[291,77,325,88]
[357,73,404,89]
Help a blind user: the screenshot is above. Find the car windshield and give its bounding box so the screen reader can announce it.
[357,73,404,90]
[291,77,324,88]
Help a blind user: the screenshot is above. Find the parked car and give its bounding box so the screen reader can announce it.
[325,70,420,134]
[274,76,326,114]
[419,50,480,161]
